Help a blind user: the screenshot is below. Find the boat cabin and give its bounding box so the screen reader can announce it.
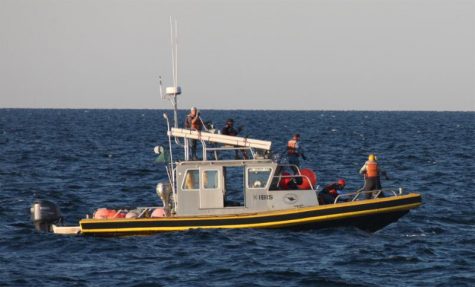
[174,159,319,216]
[164,128,319,216]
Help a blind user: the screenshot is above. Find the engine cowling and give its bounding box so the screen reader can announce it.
[30,199,62,232]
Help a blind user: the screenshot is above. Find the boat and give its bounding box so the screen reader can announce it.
[30,22,421,236]
[30,98,422,236]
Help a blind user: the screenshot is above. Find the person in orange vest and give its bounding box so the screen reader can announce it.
[359,154,389,197]
[184,107,204,160]
[287,134,306,174]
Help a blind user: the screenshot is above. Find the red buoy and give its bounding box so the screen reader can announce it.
[93,208,125,219]
[151,208,166,218]
[279,172,292,189]
[297,168,317,190]
[94,208,115,219]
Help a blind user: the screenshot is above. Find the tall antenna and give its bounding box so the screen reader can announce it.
[160,17,181,130]
[173,18,178,88]
[169,17,178,89]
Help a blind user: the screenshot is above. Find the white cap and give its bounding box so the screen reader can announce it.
[191,106,197,111]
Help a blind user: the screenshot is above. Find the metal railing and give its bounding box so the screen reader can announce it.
[270,173,315,191]
[332,187,404,204]
[202,144,255,160]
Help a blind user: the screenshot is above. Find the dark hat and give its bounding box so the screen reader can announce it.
[227,118,234,123]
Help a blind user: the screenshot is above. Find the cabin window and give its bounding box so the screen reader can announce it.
[247,167,272,189]
[203,170,219,189]
[183,169,199,190]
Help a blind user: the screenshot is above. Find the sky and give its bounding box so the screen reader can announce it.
[0,0,474,111]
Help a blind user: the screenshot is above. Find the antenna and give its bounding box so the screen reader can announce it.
[169,17,177,89]
[160,17,181,131]
[156,18,182,213]
[173,17,180,94]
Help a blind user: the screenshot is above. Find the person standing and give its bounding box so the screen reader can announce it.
[287,133,306,173]
[184,107,203,160]
[221,119,247,159]
[221,118,240,136]
[359,154,388,198]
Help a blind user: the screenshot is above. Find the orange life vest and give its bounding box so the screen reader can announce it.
[186,114,202,130]
[287,139,298,155]
[366,161,379,177]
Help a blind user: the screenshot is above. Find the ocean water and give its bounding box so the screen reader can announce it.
[0,109,474,287]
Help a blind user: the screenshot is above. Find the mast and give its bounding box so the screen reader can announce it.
[159,17,181,131]
[158,17,182,212]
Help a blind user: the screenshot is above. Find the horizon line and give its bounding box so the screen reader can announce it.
[0,107,474,112]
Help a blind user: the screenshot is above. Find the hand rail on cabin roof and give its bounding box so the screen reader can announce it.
[168,128,272,151]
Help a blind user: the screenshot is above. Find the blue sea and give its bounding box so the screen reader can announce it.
[0,109,474,286]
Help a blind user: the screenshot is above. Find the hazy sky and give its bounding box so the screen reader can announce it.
[1,0,474,111]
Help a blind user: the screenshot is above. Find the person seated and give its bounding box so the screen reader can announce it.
[318,179,346,205]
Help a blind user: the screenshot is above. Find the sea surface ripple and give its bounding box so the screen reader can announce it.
[0,109,474,286]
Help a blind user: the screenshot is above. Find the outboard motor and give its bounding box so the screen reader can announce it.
[156,182,172,216]
[30,199,62,232]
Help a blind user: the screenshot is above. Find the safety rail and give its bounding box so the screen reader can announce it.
[170,128,272,161]
[332,188,404,204]
[202,144,255,160]
[270,174,315,191]
[181,134,263,161]
[277,164,301,171]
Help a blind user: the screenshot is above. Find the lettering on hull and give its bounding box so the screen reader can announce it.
[253,194,273,200]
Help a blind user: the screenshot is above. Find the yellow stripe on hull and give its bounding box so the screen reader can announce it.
[79,193,421,234]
